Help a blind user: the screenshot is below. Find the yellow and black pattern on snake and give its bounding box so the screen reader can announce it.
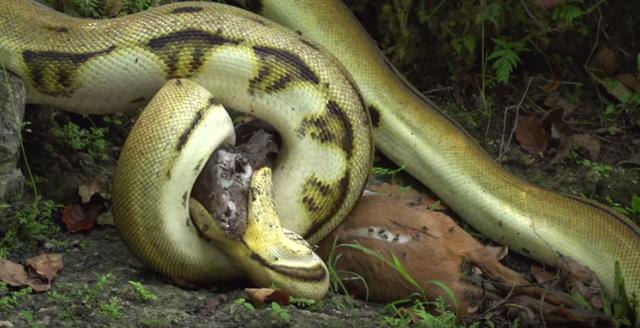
[113,78,329,298]
[1,0,639,315]
[255,0,640,312]
[0,0,372,291]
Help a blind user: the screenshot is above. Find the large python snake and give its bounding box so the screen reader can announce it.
[1,0,638,314]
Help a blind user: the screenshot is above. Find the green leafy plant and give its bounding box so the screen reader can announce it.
[77,273,114,309]
[610,194,640,220]
[581,159,614,178]
[0,284,33,312]
[371,165,405,177]
[234,297,255,311]
[602,262,637,326]
[552,3,585,24]
[339,242,458,311]
[128,281,158,302]
[289,296,322,311]
[122,0,158,13]
[270,302,290,323]
[46,0,103,17]
[487,38,528,84]
[50,122,109,161]
[0,198,63,258]
[382,298,478,328]
[325,237,368,305]
[99,296,123,320]
[47,290,70,303]
[19,309,44,328]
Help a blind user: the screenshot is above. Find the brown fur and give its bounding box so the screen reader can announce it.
[317,186,528,316]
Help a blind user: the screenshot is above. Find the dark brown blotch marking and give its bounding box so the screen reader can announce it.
[327,100,354,158]
[22,45,116,96]
[147,30,237,50]
[194,158,205,171]
[521,247,531,255]
[250,46,319,93]
[47,26,69,33]
[304,174,351,238]
[253,46,319,83]
[299,38,321,51]
[302,196,321,212]
[249,252,327,282]
[170,6,203,14]
[176,109,203,151]
[367,105,381,127]
[147,30,241,79]
[23,45,116,64]
[182,191,188,208]
[295,101,354,158]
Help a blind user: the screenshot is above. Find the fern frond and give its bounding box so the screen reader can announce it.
[487,38,528,84]
[479,2,503,27]
[552,4,584,24]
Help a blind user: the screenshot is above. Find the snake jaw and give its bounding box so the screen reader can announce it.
[244,167,329,298]
[241,167,329,299]
[190,167,330,299]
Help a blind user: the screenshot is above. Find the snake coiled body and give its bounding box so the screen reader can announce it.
[1,0,638,314]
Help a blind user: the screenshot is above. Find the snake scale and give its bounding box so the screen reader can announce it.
[1,0,638,314]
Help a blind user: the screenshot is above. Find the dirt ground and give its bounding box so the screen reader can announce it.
[2,1,639,327]
[2,226,388,327]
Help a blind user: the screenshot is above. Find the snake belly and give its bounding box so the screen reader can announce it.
[0,0,638,315]
[0,0,372,291]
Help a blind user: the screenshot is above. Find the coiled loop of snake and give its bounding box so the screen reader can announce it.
[0,0,372,298]
[1,0,639,316]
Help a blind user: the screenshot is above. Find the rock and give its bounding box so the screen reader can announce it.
[0,72,25,203]
[0,320,14,328]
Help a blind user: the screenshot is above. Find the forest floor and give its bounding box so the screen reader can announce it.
[1,1,639,327]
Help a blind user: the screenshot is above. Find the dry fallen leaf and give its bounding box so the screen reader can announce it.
[590,47,618,76]
[515,115,548,156]
[26,253,63,282]
[542,107,571,139]
[244,288,290,306]
[542,75,561,93]
[63,194,105,233]
[507,294,614,327]
[63,204,97,233]
[552,133,601,164]
[558,257,604,310]
[0,259,50,292]
[614,73,640,93]
[530,264,556,285]
[78,177,102,204]
[572,134,601,159]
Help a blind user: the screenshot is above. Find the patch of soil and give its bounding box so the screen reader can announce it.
[1,227,385,327]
